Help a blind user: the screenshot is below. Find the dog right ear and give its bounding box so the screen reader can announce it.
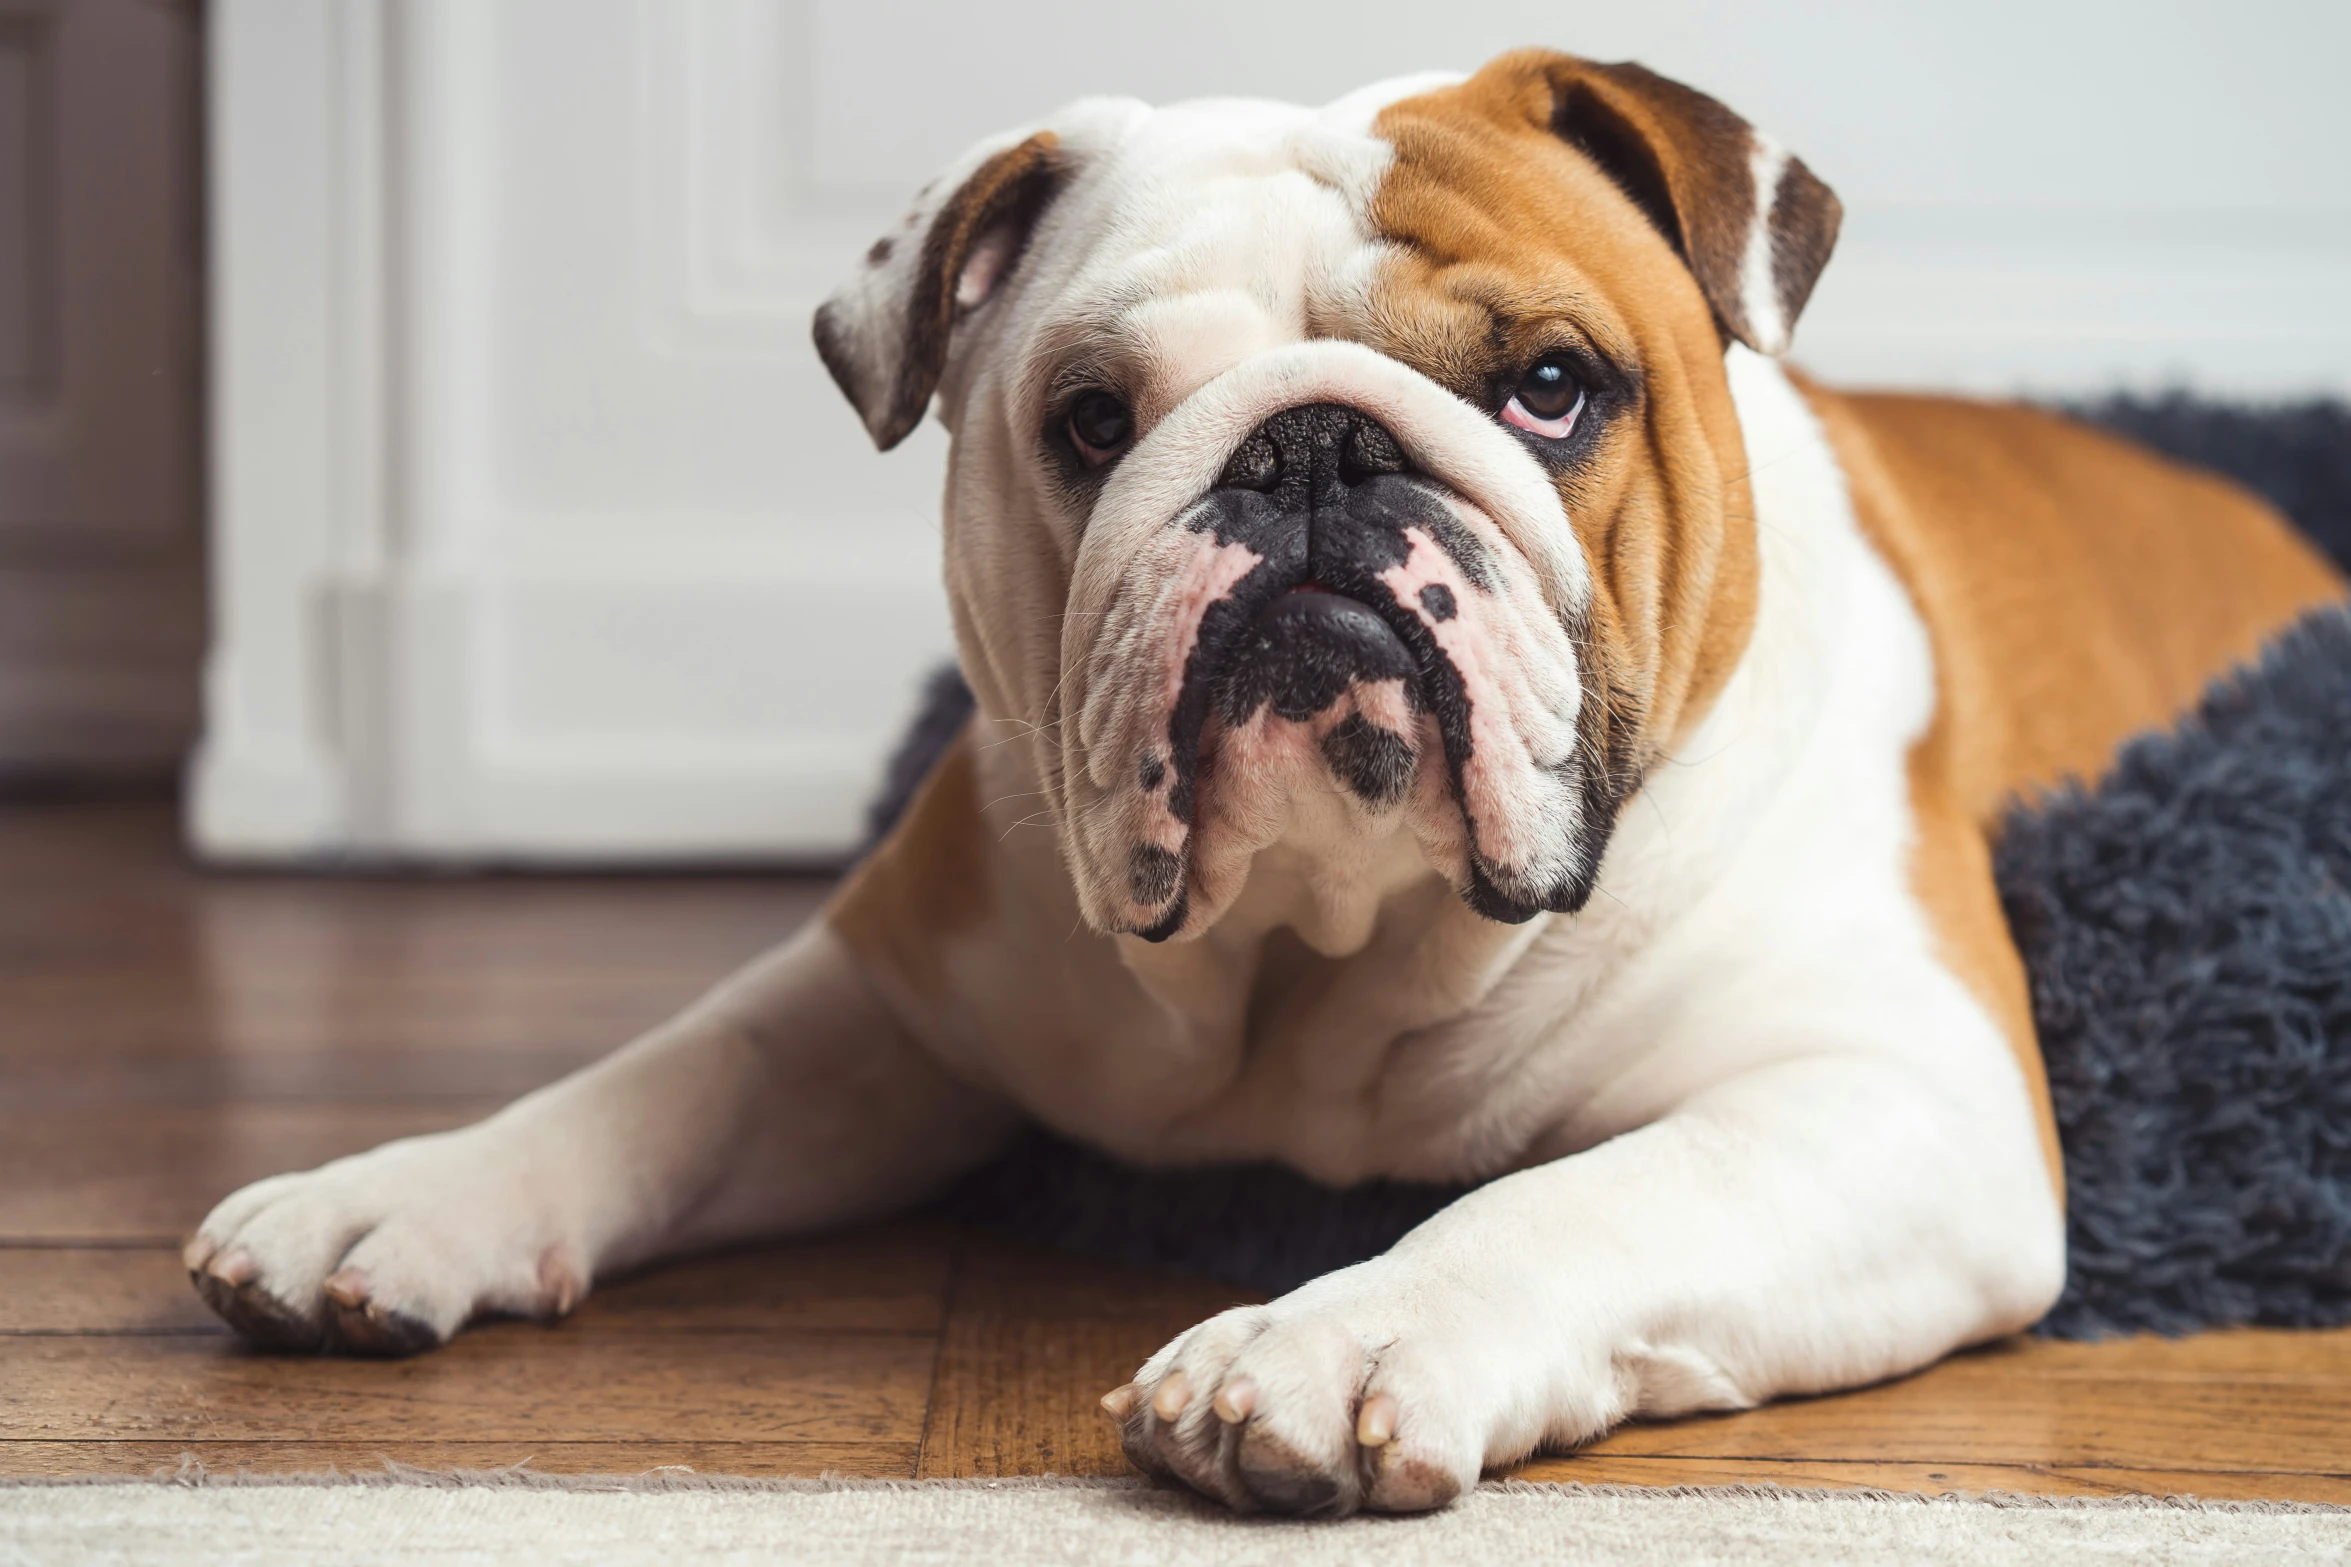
[1510,51,1842,357]
[813,130,1067,452]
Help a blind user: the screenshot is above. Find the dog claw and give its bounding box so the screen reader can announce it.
[326,1294,443,1358]
[206,1248,258,1287]
[322,1268,370,1309]
[536,1245,586,1318]
[190,1268,322,1352]
[1357,1392,1399,1447]
[1099,1384,1140,1420]
[1213,1378,1257,1424]
[1151,1371,1193,1421]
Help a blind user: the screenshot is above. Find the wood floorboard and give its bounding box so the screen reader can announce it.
[1,1331,935,1445]
[0,1248,227,1334]
[0,1102,502,1240]
[1963,1327,2351,1380]
[915,1241,1264,1479]
[0,1233,955,1336]
[4,801,2351,1502]
[1521,1456,2351,1504]
[575,1230,956,1335]
[1577,1335,2351,1473]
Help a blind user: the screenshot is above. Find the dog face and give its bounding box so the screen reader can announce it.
[817,51,1839,942]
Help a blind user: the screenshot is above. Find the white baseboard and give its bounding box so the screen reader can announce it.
[190,568,952,865]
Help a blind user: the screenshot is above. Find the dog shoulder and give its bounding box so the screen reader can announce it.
[1804,384,2344,817]
[1704,360,2064,1193]
[826,721,1192,1122]
[828,724,994,1005]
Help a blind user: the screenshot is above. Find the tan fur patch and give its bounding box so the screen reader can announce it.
[1366,54,1766,798]
[827,729,991,999]
[1812,388,2345,810]
[1810,384,2348,1194]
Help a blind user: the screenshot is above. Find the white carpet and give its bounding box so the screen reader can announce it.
[3,1472,2345,1566]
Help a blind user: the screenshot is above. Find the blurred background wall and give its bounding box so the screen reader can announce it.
[182,0,2349,863]
[0,0,202,792]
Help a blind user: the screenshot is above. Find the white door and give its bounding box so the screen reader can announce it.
[196,0,957,860]
[193,0,2351,863]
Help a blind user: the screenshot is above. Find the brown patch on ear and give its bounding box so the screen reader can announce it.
[813,132,1063,451]
[1766,159,1840,335]
[828,728,991,999]
[1532,53,1840,354]
[1547,63,1756,340]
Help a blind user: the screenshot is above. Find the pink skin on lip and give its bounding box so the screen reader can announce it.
[1349,676,1415,736]
[1192,677,1423,914]
[1154,536,1263,745]
[1207,677,1417,794]
[1379,528,1552,874]
[1134,508,1569,920]
[1157,537,1263,718]
[1129,535,1264,883]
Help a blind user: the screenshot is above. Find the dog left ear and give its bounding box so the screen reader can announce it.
[813,130,1066,451]
[1525,53,1842,356]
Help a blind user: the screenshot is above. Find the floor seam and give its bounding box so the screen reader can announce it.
[911,1238,966,1480]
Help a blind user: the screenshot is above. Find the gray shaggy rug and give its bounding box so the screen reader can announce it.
[876,398,2351,1341]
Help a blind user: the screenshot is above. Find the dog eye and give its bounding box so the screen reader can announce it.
[1068,390,1135,465]
[1502,356,1585,439]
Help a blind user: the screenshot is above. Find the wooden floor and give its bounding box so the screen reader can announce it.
[5,802,2350,1502]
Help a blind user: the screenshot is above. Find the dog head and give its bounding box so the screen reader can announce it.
[816,50,1839,943]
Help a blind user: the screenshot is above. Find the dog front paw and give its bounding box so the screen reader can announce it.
[182,1129,587,1356]
[1106,1265,1494,1515]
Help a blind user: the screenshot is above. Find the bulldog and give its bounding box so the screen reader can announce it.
[185,50,2343,1514]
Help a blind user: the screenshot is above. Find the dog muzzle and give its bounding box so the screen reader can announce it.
[1055,342,1605,941]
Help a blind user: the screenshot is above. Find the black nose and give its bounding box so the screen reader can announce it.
[1216,404,1409,503]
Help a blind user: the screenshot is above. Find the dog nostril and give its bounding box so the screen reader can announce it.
[1338,421,1406,484]
[1218,433,1281,492]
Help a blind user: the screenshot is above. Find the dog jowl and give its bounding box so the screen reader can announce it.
[1114,399,1618,940]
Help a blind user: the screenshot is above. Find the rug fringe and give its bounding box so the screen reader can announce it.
[2,1458,2339,1514]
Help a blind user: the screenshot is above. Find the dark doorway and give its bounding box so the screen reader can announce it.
[0,0,203,792]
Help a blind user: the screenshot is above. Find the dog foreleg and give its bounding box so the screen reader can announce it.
[1114,1044,2064,1514]
[184,921,1013,1354]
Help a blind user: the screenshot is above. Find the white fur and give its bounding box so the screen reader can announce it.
[1739,132,1793,356]
[1109,350,2061,1508]
[186,85,2062,1518]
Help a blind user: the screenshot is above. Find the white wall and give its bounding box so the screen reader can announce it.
[815,0,2351,396]
[193,0,2351,865]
